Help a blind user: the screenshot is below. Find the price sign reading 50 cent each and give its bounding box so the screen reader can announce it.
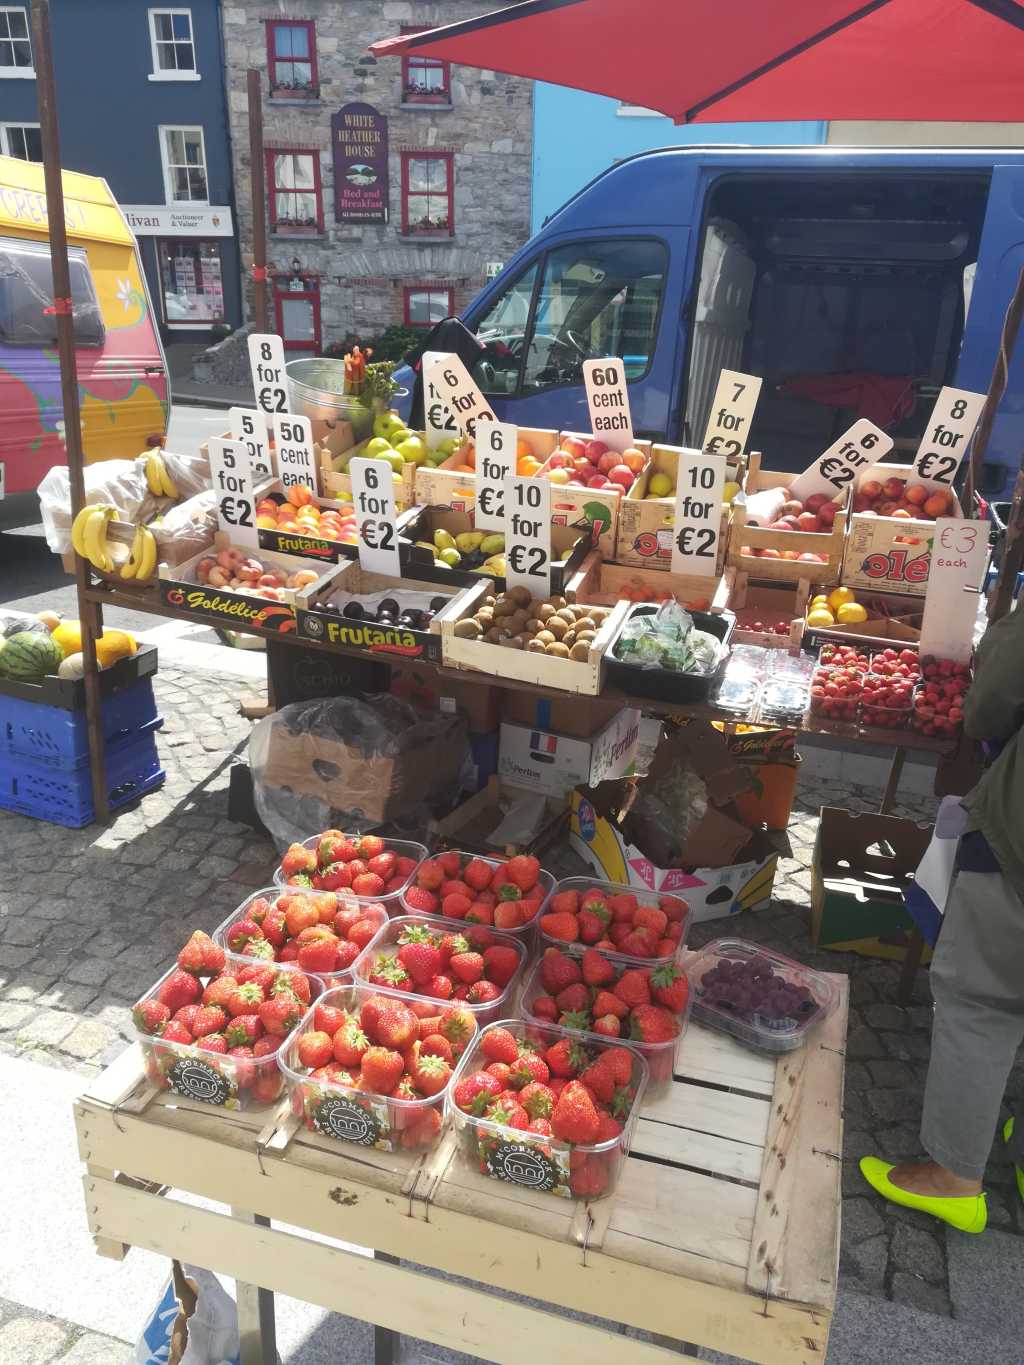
[474,418,517,532]
[274,414,318,493]
[349,457,401,577]
[702,369,763,457]
[671,451,725,576]
[208,438,258,548]
[229,407,273,480]
[247,333,290,416]
[424,354,497,441]
[918,517,990,664]
[504,475,552,597]
[913,386,986,490]
[582,357,634,452]
[422,350,460,451]
[788,418,894,504]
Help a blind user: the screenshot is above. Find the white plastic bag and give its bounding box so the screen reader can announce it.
[904,796,967,946]
[133,1260,240,1365]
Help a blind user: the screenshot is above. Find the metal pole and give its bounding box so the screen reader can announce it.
[247,68,268,331]
[31,0,109,822]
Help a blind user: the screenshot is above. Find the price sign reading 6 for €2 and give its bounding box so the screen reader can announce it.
[247,333,290,417]
[424,353,497,442]
[349,457,401,577]
[504,475,552,596]
[422,350,460,451]
[208,438,258,548]
[474,418,517,533]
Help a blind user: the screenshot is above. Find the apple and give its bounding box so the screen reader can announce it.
[780,500,804,518]
[622,448,647,472]
[817,501,838,527]
[572,456,591,478]
[797,512,821,532]
[586,473,611,489]
[860,480,883,500]
[769,520,793,531]
[905,483,928,506]
[546,468,570,485]
[395,435,426,465]
[547,451,570,469]
[798,551,826,562]
[372,410,407,441]
[608,464,635,489]
[774,621,790,635]
[217,547,244,570]
[877,500,898,516]
[749,620,765,633]
[780,550,801,561]
[803,492,829,514]
[882,477,906,500]
[924,491,952,518]
[561,437,586,460]
[584,439,608,464]
[891,508,913,519]
[598,451,622,475]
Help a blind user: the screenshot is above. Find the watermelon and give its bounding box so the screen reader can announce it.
[0,630,64,679]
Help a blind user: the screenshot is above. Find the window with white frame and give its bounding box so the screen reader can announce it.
[148,9,198,78]
[0,122,40,159]
[0,7,32,76]
[159,126,208,203]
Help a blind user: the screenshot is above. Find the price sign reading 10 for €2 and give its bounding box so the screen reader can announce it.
[504,475,551,596]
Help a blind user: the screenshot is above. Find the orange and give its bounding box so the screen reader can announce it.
[516,437,534,459]
[463,442,476,470]
[517,455,541,476]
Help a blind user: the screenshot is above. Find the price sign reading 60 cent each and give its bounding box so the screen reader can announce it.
[582,357,635,452]
[474,418,517,533]
[208,438,258,548]
[349,457,401,577]
[229,407,273,480]
[504,475,552,597]
[274,414,318,493]
[702,369,763,457]
[912,386,986,491]
[671,451,726,576]
[247,333,290,417]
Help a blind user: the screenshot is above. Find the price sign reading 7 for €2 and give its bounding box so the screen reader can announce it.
[208,438,258,548]
[702,369,762,457]
[349,457,401,577]
[504,475,552,597]
[474,418,517,533]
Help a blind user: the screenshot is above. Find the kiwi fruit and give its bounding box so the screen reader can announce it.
[537,603,556,622]
[545,617,569,640]
[573,616,595,632]
[484,627,506,644]
[509,586,532,608]
[534,629,556,646]
[499,635,524,650]
[492,596,515,617]
[453,618,482,639]
[570,642,590,661]
[545,641,570,658]
[526,637,547,653]
[575,629,596,644]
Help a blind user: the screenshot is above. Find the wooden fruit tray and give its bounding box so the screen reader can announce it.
[75,971,847,1365]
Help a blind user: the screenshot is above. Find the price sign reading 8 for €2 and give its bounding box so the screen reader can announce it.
[349,457,401,577]
[918,517,990,664]
[208,438,258,548]
[247,333,290,417]
[504,475,552,596]
[913,386,986,491]
[474,418,517,533]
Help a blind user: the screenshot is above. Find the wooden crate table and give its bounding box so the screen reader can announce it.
[74,975,847,1365]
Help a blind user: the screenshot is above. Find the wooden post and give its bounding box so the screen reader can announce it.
[247,68,268,332]
[31,0,109,822]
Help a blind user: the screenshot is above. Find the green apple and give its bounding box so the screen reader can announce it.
[395,434,426,466]
[437,437,460,457]
[364,436,393,459]
[372,410,407,441]
[385,450,405,474]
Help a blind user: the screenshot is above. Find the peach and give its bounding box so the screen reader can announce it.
[781,499,804,518]
[797,512,821,532]
[207,566,229,587]
[586,473,611,489]
[860,480,883,500]
[877,501,899,516]
[780,550,801,561]
[905,483,929,506]
[798,552,826,562]
[561,437,586,460]
[584,439,608,464]
[216,547,243,570]
[608,464,635,489]
[852,494,872,513]
[882,477,906,500]
[598,451,622,475]
[817,501,838,527]
[572,457,591,478]
[759,548,781,559]
[778,515,801,530]
[259,572,285,588]
[804,493,831,514]
[622,448,647,472]
[924,492,952,518]
[290,570,320,588]
[286,483,314,508]
[891,508,913,519]
[195,556,216,583]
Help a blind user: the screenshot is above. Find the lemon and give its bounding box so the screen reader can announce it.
[836,602,868,624]
[828,586,856,612]
[648,472,673,498]
[811,595,829,606]
[806,607,836,627]
[723,480,741,503]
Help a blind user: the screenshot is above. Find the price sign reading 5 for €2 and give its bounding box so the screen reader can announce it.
[504,475,552,596]
[349,457,401,577]
[208,438,258,548]
[247,333,290,417]
[229,407,273,479]
[474,418,517,533]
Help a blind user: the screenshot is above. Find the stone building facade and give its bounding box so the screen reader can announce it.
[221,0,533,350]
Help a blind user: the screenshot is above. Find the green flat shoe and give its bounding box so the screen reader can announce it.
[859,1156,987,1234]
[1003,1118,1024,1204]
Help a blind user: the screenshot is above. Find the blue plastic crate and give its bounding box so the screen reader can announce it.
[0,729,165,828]
[0,677,162,771]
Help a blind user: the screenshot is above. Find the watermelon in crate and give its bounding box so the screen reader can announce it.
[0,631,63,681]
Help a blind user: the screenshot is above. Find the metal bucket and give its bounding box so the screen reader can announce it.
[285,358,375,445]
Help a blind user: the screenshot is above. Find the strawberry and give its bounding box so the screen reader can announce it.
[415,859,446,890]
[226,1045,256,1088]
[225,1013,263,1047]
[656,939,678,958]
[191,1005,228,1038]
[595,1112,624,1142]
[367,851,397,880]
[580,1054,619,1103]
[397,941,442,986]
[594,1014,621,1037]
[493,903,525,930]
[261,909,289,948]
[531,995,558,1022]
[226,918,264,953]
[281,842,317,876]
[551,1080,601,1143]
[496,883,523,903]
[634,905,668,937]
[177,930,225,976]
[441,878,473,901]
[438,1004,475,1056]
[238,963,277,992]
[485,1096,531,1130]
[412,1051,452,1097]
[545,1037,590,1078]
[608,921,631,948]
[570,1152,610,1198]
[592,989,628,1020]
[581,948,615,987]
[539,912,578,942]
[403,884,439,914]
[558,1009,593,1032]
[258,994,304,1037]
[400,1108,442,1150]
[463,858,494,892]
[368,955,411,991]
[427,974,453,999]
[660,894,687,923]
[449,951,484,984]
[629,1003,679,1044]
[613,968,651,1009]
[420,1033,453,1064]
[519,1081,555,1119]
[360,1047,404,1093]
[333,1020,370,1067]
[555,982,590,1014]
[482,945,520,987]
[577,909,609,943]
[251,1072,282,1105]
[539,949,582,994]
[333,941,360,972]
[453,1070,502,1115]
[467,979,500,1005]
[486,1061,512,1087]
[283,895,322,938]
[549,889,579,915]
[464,901,494,926]
[357,835,385,859]
[650,961,689,1013]
[133,999,170,1036]
[202,976,239,1009]
[437,932,469,963]
[315,830,347,866]
[240,939,276,961]
[197,1035,228,1054]
[481,1028,519,1065]
[528,1117,553,1136]
[348,917,381,949]
[173,1004,203,1032]
[313,1003,346,1037]
[441,893,472,920]
[226,981,264,1017]
[298,1030,333,1069]
[505,854,540,892]
[274,970,311,1005]
[437,850,462,877]
[156,969,201,1012]
[161,1020,193,1045]
[464,925,495,952]
[352,873,385,898]
[253,1035,279,1059]
[509,1051,549,1088]
[297,932,341,975]
[607,892,638,920]
[374,1001,418,1050]
[245,897,272,926]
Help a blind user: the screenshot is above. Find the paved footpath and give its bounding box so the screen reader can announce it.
[2,656,1024,1363]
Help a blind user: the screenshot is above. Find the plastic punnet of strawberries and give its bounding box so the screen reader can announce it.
[403,850,548,931]
[216,889,385,980]
[538,881,687,958]
[132,930,318,1108]
[451,1022,646,1199]
[912,655,972,737]
[358,918,523,1011]
[818,643,871,673]
[285,989,476,1152]
[809,665,862,721]
[277,830,423,899]
[524,946,688,1081]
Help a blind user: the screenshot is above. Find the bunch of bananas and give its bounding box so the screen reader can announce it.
[145,450,179,499]
[70,505,157,581]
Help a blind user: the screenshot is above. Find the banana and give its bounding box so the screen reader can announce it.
[136,526,157,581]
[144,452,163,497]
[157,458,178,499]
[71,504,96,557]
[121,525,143,580]
[83,506,118,572]
[146,451,179,499]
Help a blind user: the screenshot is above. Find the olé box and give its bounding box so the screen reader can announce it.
[841,463,964,599]
[498,709,641,797]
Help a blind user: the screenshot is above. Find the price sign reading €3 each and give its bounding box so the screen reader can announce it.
[918,517,990,665]
[504,475,552,596]
[247,333,290,417]
[274,414,318,493]
[229,407,273,480]
[208,438,258,548]
[671,451,725,577]
[702,369,763,458]
[474,418,517,533]
[349,457,401,577]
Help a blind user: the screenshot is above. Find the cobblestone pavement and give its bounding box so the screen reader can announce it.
[0,1299,129,1364]
[1,662,1021,1361]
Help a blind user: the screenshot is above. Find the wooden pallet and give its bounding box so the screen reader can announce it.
[75,975,847,1365]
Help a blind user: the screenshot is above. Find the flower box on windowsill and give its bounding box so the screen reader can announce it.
[403,222,452,238]
[403,89,451,105]
[269,83,319,101]
[401,100,453,112]
[271,222,321,238]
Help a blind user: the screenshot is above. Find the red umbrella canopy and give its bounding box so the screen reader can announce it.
[370,0,1024,124]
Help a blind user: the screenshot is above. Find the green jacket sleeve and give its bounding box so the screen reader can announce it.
[964,604,1024,742]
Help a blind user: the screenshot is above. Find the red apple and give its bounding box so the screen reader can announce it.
[804,493,831,514]
[882,477,906,500]
[817,501,838,527]
[852,493,872,513]
[860,480,883,500]
[584,439,608,464]
[597,451,621,475]
[561,437,585,460]
[586,473,611,489]
[547,451,570,470]
[796,512,821,532]
[608,464,635,489]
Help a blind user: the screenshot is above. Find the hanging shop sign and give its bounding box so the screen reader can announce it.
[122,205,234,237]
[332,103,389,224]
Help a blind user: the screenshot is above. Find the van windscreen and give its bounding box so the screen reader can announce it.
[0,236,105,348]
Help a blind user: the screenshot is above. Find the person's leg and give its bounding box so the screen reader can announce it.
[898,870,1024,1191]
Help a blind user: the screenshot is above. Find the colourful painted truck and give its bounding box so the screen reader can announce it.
[0,155,168,528]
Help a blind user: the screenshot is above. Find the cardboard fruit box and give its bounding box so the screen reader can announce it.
[563,556,732,612]
[729,452,848,585]
[801,587,924,653]
[531,431,654,555]
[726,572,810,648]
[841,462,963,598]
[250,476,358,564]
[412,427,559,511]
[317,424,418,511]
[429,775,569,858]
[615,444,732,574]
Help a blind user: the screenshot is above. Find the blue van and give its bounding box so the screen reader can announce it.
[399,147,1024,497]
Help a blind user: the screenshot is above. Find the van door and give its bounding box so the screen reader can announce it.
[466,233,683,437]
[954,164,1024,499]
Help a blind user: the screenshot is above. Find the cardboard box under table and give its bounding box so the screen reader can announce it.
[431,775,569,857]
[498,707,641,797]
[729,452,848,585]
[75,968,847,1365]
[812,806,934,961]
